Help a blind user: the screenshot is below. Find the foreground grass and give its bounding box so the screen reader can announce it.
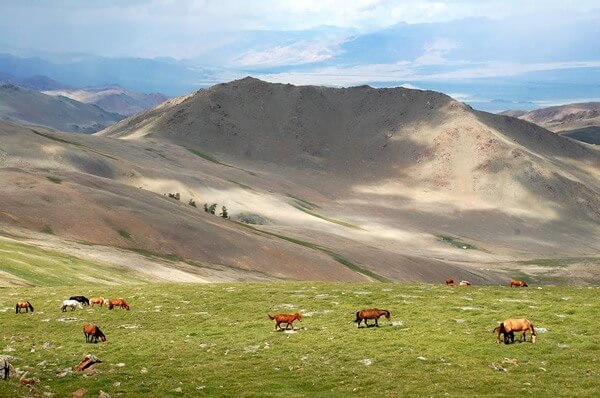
[0,283,598,397]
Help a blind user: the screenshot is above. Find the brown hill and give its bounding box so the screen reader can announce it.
[500,102,600,145]
[0,84,123,132]
[2,78,600,285]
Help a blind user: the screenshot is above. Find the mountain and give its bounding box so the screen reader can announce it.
[500,102,600,144]
[2,78,599,284]
[0,84,123,133]
[0,72,70,90]
[43,86,168,116]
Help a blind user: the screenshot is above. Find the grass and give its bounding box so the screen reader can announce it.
[287,194,320,210]
[117,230,132,240]
[0,282,598,397]
[437,235,478,250]
[293,205,363,230]
[46,176,62,184]
[30,129,118,161]
[0,238,146,286]
[235,222,388,282]
[126,248,184,263]
[186,148,257,176]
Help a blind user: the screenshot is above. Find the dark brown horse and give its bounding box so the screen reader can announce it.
[510,280,528,287]
[15,300,34,314]
[445,278,456,286]
[83,323,106,343]
[268,313,302,331]
[355,309,390,328]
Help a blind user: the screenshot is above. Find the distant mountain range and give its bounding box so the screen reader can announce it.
[0,72,168,130]
[500,102,600,144]
[0,84,123,133]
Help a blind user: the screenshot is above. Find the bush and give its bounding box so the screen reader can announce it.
[237,212,270,225]
[220,206,229,219]
[188,199,197,207]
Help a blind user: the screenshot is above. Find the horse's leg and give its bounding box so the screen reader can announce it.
[375,317,380,327]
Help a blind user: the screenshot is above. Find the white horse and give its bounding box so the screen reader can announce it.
[61,299,83,312]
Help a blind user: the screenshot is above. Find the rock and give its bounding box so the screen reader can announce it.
[416,356,427,361]
[98,391,111,398]
[490,362,507,372]
[140,367,148,374]
[20,375,39,386]
[75,355,101,372]
[72,387,87,398]
[174,387,183,393]
[502,358,518,365]
[42,342,53,349]
[359,359,372,366]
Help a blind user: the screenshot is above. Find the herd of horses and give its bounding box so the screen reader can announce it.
[16,295,130,344]
[15,279,535,346]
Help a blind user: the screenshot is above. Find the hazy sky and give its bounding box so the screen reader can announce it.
[1,1,599,108]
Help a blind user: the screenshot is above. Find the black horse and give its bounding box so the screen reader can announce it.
[69,296,90,306]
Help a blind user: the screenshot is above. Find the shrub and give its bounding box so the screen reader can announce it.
[237,212,270,225]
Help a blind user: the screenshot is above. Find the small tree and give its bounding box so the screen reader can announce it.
[188,198,197,208]
[203,203,209,212]
[220,206,229,219]
[208,203,217,215]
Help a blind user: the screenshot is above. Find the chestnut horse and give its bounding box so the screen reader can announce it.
[268,313,302,331]
[83,323,106,343]
[15,300,34,314]
[355,309,390,328]
[108,298,130,310]
[510,280,528,287]
[445,278,456,286]
[494,318,536,344]
[90,297,105,307]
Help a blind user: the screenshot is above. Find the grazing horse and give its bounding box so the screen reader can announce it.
[90,297,105,307]
[510,280,528,287]
[268,313,302,331]
[83,323,106,343]
[69,296,90,306]
[355,309,391,328]
[61,299,82,312]
[15,300,34,314]
[445,278,456,286]
[108,298,130,310]
[459,280,471,286]
[494,318,536,344]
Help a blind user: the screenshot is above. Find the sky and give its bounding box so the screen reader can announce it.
[1,0,599,110]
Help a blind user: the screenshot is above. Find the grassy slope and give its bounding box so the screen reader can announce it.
[0,238,147,286]
[0,283,598,397]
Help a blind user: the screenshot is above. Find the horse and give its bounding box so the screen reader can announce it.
[108,298,130,310]
[83,323,106,343]
[268,313,302,331]
[61,299,83,312]
[445,278,456,286]
[459,280,471,286]
[69,296,90,306]
[494,318,536,344]
[355,309,391,328]
[90,297,105,307]
[15,300,34,314]
[510,280,528,287]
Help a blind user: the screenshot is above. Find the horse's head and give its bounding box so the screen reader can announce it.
[295,313,302,321]
[384,310,391,321]
[523,282,528,287]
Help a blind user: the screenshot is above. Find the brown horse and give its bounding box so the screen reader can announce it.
[83,323,106,343]
[459,280,471,286]
[268,313,302,331]
[108,298,130,310]
[510,280,528,287]
[355,309,391,328]
[15,300,34,314]
[445,278,456,286]
[494,318,536,344]
[90,297,105,307]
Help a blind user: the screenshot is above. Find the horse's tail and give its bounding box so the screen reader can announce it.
[354,311,361,323]
[15,304,18,314]
[267,314,275,320]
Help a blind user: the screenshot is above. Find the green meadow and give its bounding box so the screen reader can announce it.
[0,282,598,397]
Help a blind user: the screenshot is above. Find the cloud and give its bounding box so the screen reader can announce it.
[232,40,340,67]
[415,38,459,65]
